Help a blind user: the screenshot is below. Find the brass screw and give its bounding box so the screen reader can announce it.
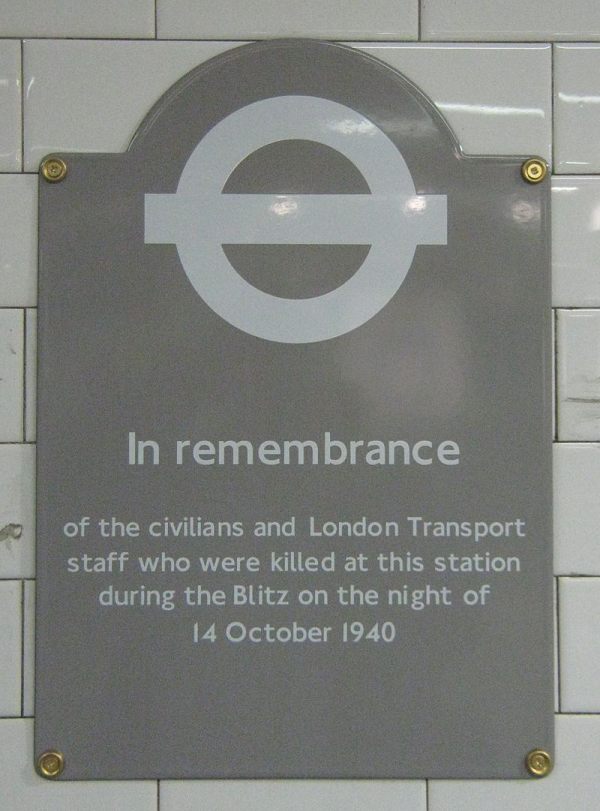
[521,157,547,184]
[40,156,68,183]
[526,748,553,777]
[37,750,65,779]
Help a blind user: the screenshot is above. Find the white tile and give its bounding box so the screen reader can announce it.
[355,44,551,160]
[554,443,600,574]
[0,309,24,441]
[0,719,157,810]
[557,310,600,440]
[422,0,600,40]
[559,578,600,711]
[0,580,21,716]
[0,41,21,172]
[157,0,417,40]
[23,40,238,171]
[25,308,36,442]
[552,310,558,439]
[553,178,600,306]
[0,175,37,307]
[555,45,600,174]
[430,715,600,810]
[160,780,425,811]
[0,0,154,38]
[0,444,35,579]
[22,580,34,717]
[554,578,559,712]
[24,41,551,171]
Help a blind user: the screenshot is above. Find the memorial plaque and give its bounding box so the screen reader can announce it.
[36,39,554,779]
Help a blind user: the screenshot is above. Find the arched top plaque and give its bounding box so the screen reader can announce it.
[35,39,553,781]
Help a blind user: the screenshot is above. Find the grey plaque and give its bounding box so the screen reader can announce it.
[36,39,553,780]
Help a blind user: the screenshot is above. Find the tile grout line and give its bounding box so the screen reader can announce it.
[0,716,30,721]
[0,577,36,582]
[425,778,429,810]
[0,576,37,583]
[0,36,575,44]
[0,441,36,446]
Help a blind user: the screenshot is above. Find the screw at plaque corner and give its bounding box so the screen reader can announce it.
[37,750,65,779]
[521,158,547,184]
[525,748,553,777]
[40,156,68,183]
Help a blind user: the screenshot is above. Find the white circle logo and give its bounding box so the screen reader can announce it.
[145,95,447,343]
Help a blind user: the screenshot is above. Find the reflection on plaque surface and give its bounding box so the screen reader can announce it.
[36,39,553,780]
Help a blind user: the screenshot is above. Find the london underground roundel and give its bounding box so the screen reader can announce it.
[145,94,447,343]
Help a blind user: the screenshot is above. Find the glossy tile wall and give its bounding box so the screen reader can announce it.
[0,2,599,808]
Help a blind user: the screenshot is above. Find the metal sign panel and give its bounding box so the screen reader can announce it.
[36,39,553,780]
